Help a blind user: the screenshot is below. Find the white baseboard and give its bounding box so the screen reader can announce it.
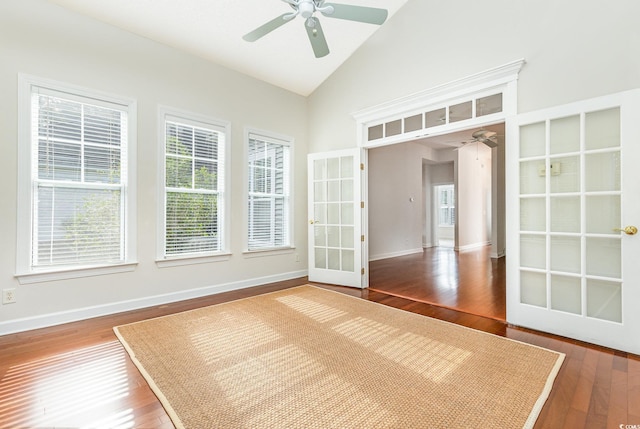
[456,241,491,252]
[0,270,308,336]
[369,248,424,262]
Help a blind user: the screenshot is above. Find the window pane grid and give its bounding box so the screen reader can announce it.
[31,91,127,269]
[164,118,224,257]
[247,136,290,250]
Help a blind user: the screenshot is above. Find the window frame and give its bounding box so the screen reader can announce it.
[156,106,231,267]
[244,128,294,254]
[16,74,137,284]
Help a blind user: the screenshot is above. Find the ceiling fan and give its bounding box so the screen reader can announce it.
[243,0,388,58]
[460,130,499,148]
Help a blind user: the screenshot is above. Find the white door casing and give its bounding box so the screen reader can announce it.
[308,149,366,288]
[507,89,640,355]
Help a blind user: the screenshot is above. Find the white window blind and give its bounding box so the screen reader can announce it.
[164,118,225,256]
[247,134,291,250]
[31,89,128,268]
[438,185,456,226]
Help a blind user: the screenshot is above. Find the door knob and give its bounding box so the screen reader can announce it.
[613,226,638,235]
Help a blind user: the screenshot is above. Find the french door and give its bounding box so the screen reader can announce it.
[507,90,640,355]
[307,149,366,288]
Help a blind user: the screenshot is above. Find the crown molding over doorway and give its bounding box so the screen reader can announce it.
[352,59,525,148]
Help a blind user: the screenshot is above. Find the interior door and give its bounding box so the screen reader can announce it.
[507,89,640,355]
[308,148,365,288]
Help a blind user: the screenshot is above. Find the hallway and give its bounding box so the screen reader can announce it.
[369,245,506,320]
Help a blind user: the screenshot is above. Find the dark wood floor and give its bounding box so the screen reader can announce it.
[369,245,506,320]
[1,275,638,428]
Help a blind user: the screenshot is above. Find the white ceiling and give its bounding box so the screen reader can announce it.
[414,123,506,151]
[47,0,409,96]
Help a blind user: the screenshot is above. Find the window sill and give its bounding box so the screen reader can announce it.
[156,252,232,268]
[15,262,138,285]
[242,247,296,258]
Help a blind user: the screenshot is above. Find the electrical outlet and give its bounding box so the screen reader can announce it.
[2,288,16,304]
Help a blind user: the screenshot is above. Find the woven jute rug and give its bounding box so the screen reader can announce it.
[114,285,564,429]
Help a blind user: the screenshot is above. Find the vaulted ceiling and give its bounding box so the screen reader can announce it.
[47,0,409,96]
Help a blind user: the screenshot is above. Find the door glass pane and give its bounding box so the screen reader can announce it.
[550,196,580,233]
[314,159,326,180]
[520,122,545,158]
[340,156,354,178]
[328,249,340,270]
[327,203,340,224]
[341,203,354,226]
[314,247,326,269]
[587,279,622,323]
[550,236,581,273]
[550,156,580,193]
[314,226,326,247]
[327,157,340,179]
[520,271,547,307]
[328,180,340,202]
[314,203,327,224]
[342,250,354,272]
[314,182,326,202]
[520,160,545,194]
[341,226,354,248]
[341,179,354,201]
[327,226,340,247]
[586,237,621,278]
[585,151,620,192]
[551,275,582,315]
[520,198,545,231]
[585,108,620,150]
[449,101,472,123]
[586,195,620,234]
[520,235,546,269]
[550,115,580,155]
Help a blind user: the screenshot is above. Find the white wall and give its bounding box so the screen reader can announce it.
[308,0,640,153]
[455,144,492,250]
[368,142,435,260]
[0,0,308,332]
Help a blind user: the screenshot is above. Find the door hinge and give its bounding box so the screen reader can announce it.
[361,235,365,242]
[361,201,364,209]
[361,268,365,275]
[360,163,364,171]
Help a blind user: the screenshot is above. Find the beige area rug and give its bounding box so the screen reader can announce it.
[114,285,564,429]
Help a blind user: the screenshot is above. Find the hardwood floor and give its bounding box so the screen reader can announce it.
[370,245,506,320]
[1,276,638,428]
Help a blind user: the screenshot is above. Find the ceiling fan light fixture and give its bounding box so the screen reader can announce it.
[298,0,316,19]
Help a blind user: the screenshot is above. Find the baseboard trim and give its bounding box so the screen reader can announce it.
[456,242,491,252]
[0,270,308,336]
[369,248,424,262]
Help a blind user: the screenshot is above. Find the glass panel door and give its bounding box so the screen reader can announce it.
[308,149,364,288]
[510,90,640,355]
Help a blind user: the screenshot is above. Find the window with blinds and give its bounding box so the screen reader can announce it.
[30,88,129,269]
[163,115,226,257]
[438,184,456,226]
[247,133,291,251]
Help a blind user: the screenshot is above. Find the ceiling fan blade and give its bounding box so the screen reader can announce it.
[322,3,388,25]
[243,14,292,42]
[305,18,329,58]
[481,139,498,148]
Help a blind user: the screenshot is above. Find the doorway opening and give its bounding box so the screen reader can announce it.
[367,123,506,320]
[434,184,455,248]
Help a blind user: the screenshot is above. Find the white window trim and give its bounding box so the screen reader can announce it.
[243,127,294,255]
[156,106,231,267]
[15,74,137,284]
